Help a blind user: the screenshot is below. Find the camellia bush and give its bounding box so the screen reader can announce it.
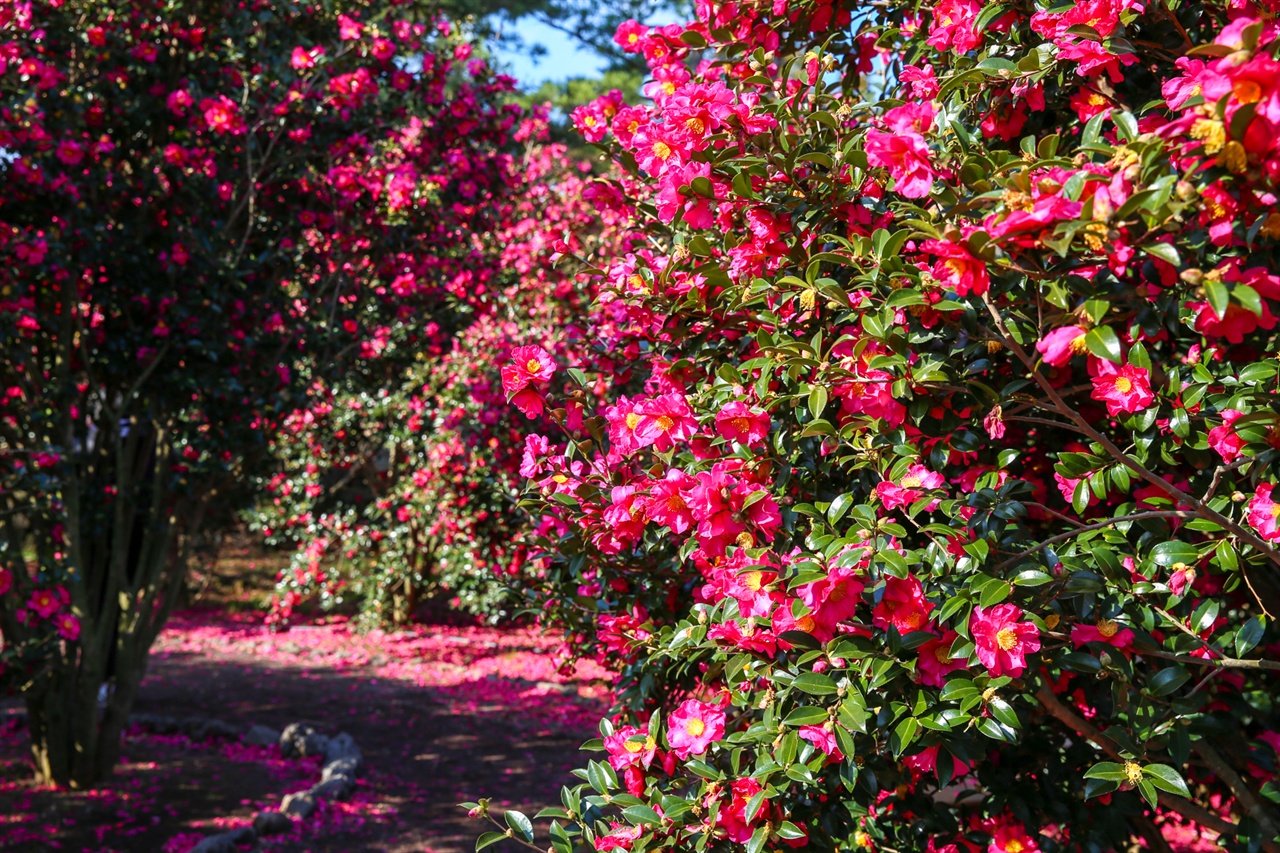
[0,0,529,787]
[249,122,634,626]
[473,1,1280,851]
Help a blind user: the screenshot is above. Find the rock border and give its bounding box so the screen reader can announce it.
[124,714,364,852]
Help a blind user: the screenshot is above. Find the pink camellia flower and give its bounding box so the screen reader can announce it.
[917,631,966,687]
[337,13,363,40]
[200,95,245,135]
[595,824,643,852]
[28,586,68,620]
[903,744,973,781]
[1190,299,1277,344]
[796,564,865,631]
[877,463,946,512]
[1070,618,1135,650]
[56,613,80,642]
[291,46,324,70]
[988,821,1040,853]
[923,239,989,297]
[501,345,555,395]
[614,19,650,52]
[634,393,698,452]
[970,604,1040,677]
[601,485,648,546]
[715,401,770,446]
[1035,326,1088,367]
[645,469,695,534]
[1090,361,1154,416]
[56,139,83,165]
[519,434,549,478]
[604,725,657,771]
[799,724,843,760]
[926,0,984,53]
[865,129,937,198]
[872,574,934,634]
[166,88,193,114]
[1247,484,1280,541]
[1207,409,1245,463]
[666,699,725,760]
[0,567,10,596]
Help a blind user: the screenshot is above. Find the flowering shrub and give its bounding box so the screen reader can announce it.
[249,127,632,626]
[478,2,1280,851]
[0,0,531,786]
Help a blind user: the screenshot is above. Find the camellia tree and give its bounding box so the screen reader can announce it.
[0,0,527,786]
[472,1,1280,851]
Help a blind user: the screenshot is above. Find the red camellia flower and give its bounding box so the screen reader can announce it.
[970,604,1041,677]
[501,345,555,396]
[1247,483,1280,541]
[633,393,698,452]
[509,387,545,420]
[865,129,937,198]
[917,631,966,687]
[872,573,934,634]
[666,698,725,760]
[1089,361,1154,416]
[922,239,990,297]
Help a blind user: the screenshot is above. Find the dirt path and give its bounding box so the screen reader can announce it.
[1,611,607,852]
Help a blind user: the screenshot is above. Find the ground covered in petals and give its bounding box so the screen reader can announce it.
[0,610,608,852]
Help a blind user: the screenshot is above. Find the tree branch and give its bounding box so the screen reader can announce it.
[1034,683,1280,853]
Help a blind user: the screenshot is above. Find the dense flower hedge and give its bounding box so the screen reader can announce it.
[248,121,634,626]
[474,1,1280,851]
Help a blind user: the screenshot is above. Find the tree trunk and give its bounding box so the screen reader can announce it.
[24,594,154,788]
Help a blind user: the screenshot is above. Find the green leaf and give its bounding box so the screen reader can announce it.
[784,706,831,726]
[891,717,920,755]
[793,671,839,695]
[1142,242,1180,266]
[1137,778,1160,809]
[1204,277,1230,321]
[1083,761,1128,781]
[505,809,534,841]
[827,493,853,525]
[1143,764,1191,798]
[1147,667,1190,697]
[1150,541,1199,567]
[476,831,508,851]
[622,805,662,827]
[1084,327,1123,364]
[1235,615,1266,657]
[808,385,829,420]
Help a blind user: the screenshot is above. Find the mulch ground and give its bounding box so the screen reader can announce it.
[0,608,610,852]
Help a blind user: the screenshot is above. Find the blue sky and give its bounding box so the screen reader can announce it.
[489,17,611,87]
